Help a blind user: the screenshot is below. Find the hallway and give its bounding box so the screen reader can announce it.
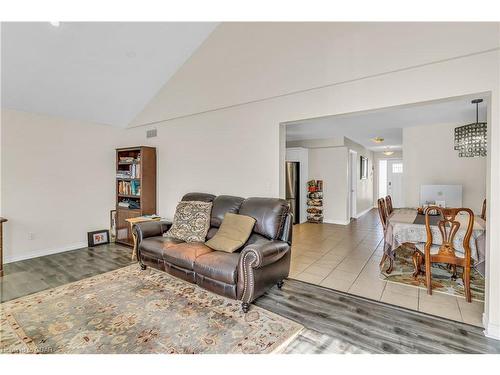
[289,209,484,327]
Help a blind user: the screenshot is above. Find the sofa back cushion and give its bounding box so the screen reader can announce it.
[238,197,289,240]
[182,192,216,203]
[210,195,245,228]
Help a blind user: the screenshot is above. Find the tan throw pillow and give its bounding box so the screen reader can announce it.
[164,201,212,242]
[205,213,256,252]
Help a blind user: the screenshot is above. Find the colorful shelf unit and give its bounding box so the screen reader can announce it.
[307,180,323,223]
[115,146,156,247]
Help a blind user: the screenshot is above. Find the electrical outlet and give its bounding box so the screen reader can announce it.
[28,232,35,240]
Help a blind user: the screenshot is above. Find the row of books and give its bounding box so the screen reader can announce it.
[118,180,141,196]
[116,164,141,179]
[119,156,140,163]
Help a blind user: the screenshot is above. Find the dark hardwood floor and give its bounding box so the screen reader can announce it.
[1,243,499,353]
[0,243,134,303]
[255,279,500,353]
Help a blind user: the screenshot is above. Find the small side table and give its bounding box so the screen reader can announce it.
[125,216,161,261]
[0,217,7,277]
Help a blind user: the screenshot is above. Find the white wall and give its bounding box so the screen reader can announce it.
[1,109,125,262]
[286,137,344,149]
[403,122,486,214]
[308,147,349,224]
[285,147,308,224]
[130,23,499,126]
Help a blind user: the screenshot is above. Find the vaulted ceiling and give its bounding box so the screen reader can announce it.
[1,22,218,127]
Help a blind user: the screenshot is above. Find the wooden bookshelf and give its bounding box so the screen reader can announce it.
[115,146,156,247]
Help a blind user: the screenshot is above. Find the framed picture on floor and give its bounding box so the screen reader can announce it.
[88,230,110,247]
[360,156,368,180]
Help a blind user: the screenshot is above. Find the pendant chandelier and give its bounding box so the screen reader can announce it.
[454,99,487,158]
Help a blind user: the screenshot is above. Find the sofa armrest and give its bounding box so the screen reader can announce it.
[134,221,172,244]
[238,240,290,304]
[239,240,290,269]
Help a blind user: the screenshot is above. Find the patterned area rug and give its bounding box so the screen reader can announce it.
[380,245,485,302]
[0,265,303,354]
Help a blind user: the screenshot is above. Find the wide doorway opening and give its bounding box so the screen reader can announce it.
[281,93,489,327]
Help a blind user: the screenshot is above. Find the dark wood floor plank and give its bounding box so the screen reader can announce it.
[255,279,500,353]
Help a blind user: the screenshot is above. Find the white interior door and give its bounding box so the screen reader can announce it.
[387,159,404,208]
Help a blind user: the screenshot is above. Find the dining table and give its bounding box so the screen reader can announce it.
[383,208,486,276]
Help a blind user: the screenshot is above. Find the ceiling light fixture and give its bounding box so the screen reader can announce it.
[454,98,487,157]
[49,21,60,27]
[383,148,394,156]
[372,137,384,143]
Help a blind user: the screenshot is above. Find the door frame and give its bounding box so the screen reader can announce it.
[348,150,357,219]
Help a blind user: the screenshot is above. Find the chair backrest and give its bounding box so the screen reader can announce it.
[385,195,394,215]
[424,206,474,261]
[377,198,388,230]
[481,198,486,220]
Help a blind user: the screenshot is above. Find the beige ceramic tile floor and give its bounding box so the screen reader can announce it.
[289,209,485,327]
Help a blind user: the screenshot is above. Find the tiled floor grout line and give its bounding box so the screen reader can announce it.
[314,233,370,283]
[346,237,384,294]
[299,229,385,285]
[455,297,465,323]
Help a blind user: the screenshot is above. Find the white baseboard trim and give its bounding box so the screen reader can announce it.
[4,242,88,264]
[354,207,373,219]
[323,219,350,225]
[484,320,500,340]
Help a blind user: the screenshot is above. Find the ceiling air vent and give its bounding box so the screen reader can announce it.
[146,129,157,138]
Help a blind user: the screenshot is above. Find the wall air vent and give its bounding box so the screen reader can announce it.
[146,129,157,138]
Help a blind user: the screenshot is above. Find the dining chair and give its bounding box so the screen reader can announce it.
[481,198,486,220]
[423,206,475,302]
[385,195,394,215]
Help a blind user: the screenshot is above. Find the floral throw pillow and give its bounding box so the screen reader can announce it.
[164,201,212,242]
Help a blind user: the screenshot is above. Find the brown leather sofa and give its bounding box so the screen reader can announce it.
[134,192,292,312]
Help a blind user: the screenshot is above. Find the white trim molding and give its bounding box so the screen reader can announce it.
[354,207,373,219]
[324,219,351,225]
[484,321,500,340]
[4,242,88,264]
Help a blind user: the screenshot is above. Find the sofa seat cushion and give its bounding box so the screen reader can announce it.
[162,242,213,270]
[194,251,240,284]
[140,236,183,258]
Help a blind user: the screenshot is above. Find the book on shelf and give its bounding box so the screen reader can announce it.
[118,180,141,196]
[117,163,141,179]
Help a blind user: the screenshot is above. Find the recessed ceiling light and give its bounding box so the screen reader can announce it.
[49,21,60,27]
[372,137,384,143]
